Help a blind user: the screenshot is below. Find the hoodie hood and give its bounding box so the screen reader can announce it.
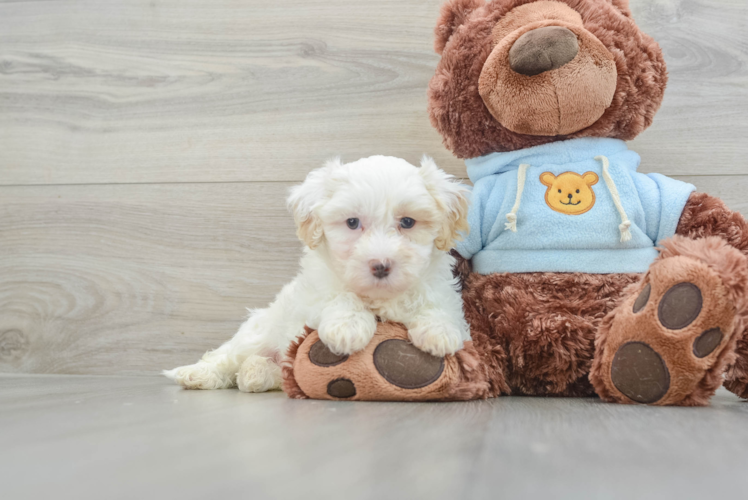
[465,137,636,183]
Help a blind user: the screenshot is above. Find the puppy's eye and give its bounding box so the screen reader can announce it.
[400,217,416,229]
[576,189,580,194]
[558,189,562,193]
[346,218,361,230]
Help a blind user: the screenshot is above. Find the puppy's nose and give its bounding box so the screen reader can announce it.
[509,26,579,76]
[369,260,391,279]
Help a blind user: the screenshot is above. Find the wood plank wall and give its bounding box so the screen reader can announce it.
[1,0,747,375]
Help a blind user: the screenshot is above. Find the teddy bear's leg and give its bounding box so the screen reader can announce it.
[281,322,492,401]
[673,193,748,399]
[724,332,748,398]
[590,235,748,406]
[463,269,639,397]
[454,250,642,397]
[459,274,512,397]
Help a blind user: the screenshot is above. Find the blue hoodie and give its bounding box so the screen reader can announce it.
[457,138,695,274]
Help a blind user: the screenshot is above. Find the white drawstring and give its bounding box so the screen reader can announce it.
[596,155,632,242]
[505,163,529,232]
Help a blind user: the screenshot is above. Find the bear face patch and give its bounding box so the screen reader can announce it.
[540,171,599,215]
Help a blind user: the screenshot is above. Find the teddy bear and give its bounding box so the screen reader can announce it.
[283,0,748,406]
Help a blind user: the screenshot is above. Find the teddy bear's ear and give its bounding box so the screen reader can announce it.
[583,172,600,186]
[539,172,556,187]
[434,0,485,55]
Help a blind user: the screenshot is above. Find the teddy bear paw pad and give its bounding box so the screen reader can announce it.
[326,378,356,398]
[283,322,489,401]
[308,341,348,367]
[595,255,739,406]
[373,339,445,389]
[610,341,670,404]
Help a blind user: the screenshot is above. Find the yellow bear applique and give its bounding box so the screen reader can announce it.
[540,171,599,215]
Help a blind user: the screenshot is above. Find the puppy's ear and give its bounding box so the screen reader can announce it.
[419,156,470,252]
[287,157,340,249]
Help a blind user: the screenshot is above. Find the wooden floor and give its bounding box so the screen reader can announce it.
[2,374,747,500]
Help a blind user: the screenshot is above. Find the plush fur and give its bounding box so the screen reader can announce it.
[461,264,639,397]
[164,156,472,391]
[428,0,667,158]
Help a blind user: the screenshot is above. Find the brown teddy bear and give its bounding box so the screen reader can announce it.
[283,0,748,406]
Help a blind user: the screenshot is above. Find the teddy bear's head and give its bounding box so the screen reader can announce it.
[428,0,667,158]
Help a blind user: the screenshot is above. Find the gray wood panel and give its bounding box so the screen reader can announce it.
[0,0,460,184]
[1,0,748,186]
[0,176,745,376]
[0,182,302,375]
[629,0,748,174]
[2,375,748,500]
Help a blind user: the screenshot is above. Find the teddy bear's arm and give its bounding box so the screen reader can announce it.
[675,192,748,253]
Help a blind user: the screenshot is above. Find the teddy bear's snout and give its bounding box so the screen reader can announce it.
[476,2,618,137]
[509,26,579,77]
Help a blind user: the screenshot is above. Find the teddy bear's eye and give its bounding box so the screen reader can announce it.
[576,189,580,193]
[558,189,562,193]
[346,218,361,230]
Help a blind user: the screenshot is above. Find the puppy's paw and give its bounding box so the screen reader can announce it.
[318,310,378,355]
[408,320,465,357]
[236,355,282,393]
[163,362,234,390]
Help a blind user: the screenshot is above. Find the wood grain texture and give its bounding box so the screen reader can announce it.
[0,0,460,184]
[2,375,748,500]
[1,0,748,185]
[0,176,745,376]
[0,182,302,375]
[629,0,748,174]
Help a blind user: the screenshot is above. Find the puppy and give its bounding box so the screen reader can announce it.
[164,155,471,392]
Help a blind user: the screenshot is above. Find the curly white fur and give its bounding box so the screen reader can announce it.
[164,155,471,392]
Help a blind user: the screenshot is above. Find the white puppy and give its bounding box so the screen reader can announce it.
[164,155,471,392]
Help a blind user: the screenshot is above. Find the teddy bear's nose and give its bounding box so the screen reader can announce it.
[568,193,573,199]
[509,26,579,76]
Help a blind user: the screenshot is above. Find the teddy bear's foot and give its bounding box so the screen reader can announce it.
[591,236,748,406]
[281,322,490,401]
